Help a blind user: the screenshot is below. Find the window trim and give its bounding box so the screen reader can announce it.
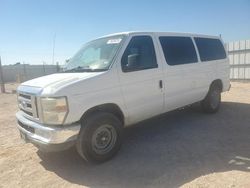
[121,35,158,73]
[191,37,201,62]
[159,36,198,66]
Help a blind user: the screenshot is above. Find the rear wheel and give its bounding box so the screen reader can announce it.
[76,112,122,163]
[201,85,221,113]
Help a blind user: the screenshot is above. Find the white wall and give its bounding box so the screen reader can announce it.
[226,40,250,80]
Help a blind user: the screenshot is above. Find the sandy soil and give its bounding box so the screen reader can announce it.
[0,82,249,188]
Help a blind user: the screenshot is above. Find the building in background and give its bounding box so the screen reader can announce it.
[226,40,250,80]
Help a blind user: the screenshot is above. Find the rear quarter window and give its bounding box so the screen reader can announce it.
[194,37,227,61]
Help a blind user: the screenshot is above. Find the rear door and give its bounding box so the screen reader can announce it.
[117,34,164,124]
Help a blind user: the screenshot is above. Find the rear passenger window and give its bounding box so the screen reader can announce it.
[194,37,226,61]
[159,36,198,66]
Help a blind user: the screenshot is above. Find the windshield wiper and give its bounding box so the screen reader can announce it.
[63,66,108,73]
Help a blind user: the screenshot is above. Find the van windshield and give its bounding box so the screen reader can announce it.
[64,35,125,72]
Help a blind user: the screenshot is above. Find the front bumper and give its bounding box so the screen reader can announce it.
[16,111,80,152]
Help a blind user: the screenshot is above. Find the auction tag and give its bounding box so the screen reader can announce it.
[107,38,122,44]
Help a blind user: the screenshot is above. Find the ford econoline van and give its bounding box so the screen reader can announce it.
[16,32,230,162]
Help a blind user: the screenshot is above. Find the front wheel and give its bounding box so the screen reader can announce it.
[201,85,221,113]
[76,112,123,163]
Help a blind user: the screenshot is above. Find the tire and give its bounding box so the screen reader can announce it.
[201,84,221,113]
[76,112,123,163]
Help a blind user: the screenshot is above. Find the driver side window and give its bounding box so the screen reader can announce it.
[121,36,158,72]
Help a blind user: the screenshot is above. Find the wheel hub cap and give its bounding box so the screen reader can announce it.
[92,124,117,155]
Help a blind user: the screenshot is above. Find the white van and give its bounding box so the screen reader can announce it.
[16,32,230,162]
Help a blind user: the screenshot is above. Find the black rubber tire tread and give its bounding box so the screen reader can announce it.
[76,112,122,163]
[201,84,221,113]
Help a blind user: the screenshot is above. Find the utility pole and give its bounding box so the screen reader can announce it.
[56,62,60,72]
[23,62,27,81]
[52,33,56,65]
[0,56,5,93]
[43,61,46,75]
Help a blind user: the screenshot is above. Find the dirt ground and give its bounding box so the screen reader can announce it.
[0,82,250,188]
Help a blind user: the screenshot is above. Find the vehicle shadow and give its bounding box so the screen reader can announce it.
[38,101,250,188]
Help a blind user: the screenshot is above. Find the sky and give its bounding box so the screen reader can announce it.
[0,0,250,65]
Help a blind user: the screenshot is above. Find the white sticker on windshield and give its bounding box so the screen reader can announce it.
[107,38,122,44]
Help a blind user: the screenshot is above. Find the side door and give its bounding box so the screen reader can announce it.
[117,35,164,124]
[157,35,202,111]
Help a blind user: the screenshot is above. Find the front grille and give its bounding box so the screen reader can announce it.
[26,103,32,108]
[21,109,33,116]
[18,121,35,133]
[18,92,39,119]
[19,93,31,100]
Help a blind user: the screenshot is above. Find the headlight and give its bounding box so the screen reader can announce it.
[40,97,68,125]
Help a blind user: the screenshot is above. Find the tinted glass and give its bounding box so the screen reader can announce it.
[159,36,198,66]
[121,36,157,72]
[194,37,226,61]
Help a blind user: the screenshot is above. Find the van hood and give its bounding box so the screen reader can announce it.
[19,72,104,94]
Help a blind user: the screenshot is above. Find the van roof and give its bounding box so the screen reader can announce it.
[101,31,221,39]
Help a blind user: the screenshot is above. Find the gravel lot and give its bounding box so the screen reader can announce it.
[0,82,250,188]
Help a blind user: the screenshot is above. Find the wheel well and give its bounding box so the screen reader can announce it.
[80,103,124,126]
[210,79,223,92]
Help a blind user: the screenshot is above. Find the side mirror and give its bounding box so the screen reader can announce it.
[127,54,139,70]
